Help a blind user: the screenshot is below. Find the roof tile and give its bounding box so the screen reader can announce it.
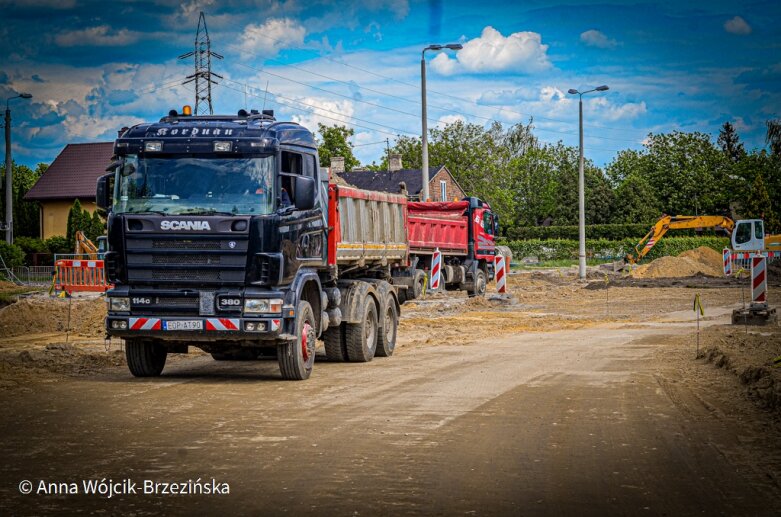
[25,142,114,201]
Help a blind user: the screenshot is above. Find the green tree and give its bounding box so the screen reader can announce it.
[638,131,729,216]
[88,211,105,241]
[767,119,781,156]
[742,174,779,231]
[610,174,660,224]
[717,122,746,162]
[316,124,360,171]
[0,162,45,238]
[66,199,93,249]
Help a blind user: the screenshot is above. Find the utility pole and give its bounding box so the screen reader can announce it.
[4,93,32,244]
[178,11,223,115]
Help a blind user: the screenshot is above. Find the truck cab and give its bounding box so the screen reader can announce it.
[99,108,329,379]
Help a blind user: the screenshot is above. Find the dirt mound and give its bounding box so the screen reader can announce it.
[633,247,723,279]
[0,296,107,338]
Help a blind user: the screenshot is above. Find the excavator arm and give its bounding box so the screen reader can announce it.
[625,215,734,264]
[74,231,100,260]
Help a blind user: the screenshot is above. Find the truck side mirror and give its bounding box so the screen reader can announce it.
[294,175,316,211]
[96,173,114,210]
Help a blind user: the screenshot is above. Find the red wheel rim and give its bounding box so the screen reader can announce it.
[302,322,312,362]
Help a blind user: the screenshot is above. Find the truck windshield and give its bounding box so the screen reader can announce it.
[113,155,275,215]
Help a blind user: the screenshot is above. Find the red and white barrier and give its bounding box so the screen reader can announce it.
[129,317,161,331]
[723,248,732,276]
[430,248,441,290]
[54,259,112,293]
[495,254,507,293]
[752,255,767,307]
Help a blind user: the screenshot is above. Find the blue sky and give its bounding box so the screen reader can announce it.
[2,0,779,168]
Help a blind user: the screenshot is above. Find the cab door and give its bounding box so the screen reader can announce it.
[732,219,765,251]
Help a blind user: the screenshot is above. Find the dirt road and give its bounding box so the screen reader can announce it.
[2,283,780,515]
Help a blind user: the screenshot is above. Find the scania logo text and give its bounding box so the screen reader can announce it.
[160,221,212,231]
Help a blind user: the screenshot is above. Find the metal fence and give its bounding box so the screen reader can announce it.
[8,266,55,285]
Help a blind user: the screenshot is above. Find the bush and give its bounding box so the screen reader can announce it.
[14,236,51,266]
[44,236,71,255]
[504,223,728,241]
[499,236,730,262]
[0,242,25,269]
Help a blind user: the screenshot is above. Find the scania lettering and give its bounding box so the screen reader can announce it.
[160,220,212,231]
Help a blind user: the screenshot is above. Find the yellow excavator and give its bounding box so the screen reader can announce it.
[74,231,105,260]
[625,215,781,264]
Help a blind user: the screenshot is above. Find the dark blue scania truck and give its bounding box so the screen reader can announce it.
[98,108,410,380]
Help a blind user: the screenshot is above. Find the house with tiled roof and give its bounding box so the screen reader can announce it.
[337,156,465,202]
[24,142,114,239]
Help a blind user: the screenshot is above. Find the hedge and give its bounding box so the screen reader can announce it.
[0,242,25,269]
[504,223,728,241]
[499,236,730,262]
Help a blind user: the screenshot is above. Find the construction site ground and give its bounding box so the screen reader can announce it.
[1,260,781,515]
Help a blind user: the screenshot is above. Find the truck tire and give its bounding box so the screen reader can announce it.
[412,269,426,299]
[323,324,348,362]
[468,269,487,298]
[375,297,398,357]
[278,300,316,380]
[345,299,378,362]
[125,339,167,377]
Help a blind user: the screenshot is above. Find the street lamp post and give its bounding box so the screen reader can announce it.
[567,85,609,279]
[4,93,33,244]
[421,43,462,202]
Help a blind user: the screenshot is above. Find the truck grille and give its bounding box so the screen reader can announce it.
[126,234,248,286]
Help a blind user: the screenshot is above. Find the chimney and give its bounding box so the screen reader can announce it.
[330,156,345,174]
[389,154,403,172]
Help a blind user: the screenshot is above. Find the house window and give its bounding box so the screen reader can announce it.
[440,180,447,202]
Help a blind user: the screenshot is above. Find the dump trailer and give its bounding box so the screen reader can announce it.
[393,198,498,299]
[98,108,405,380]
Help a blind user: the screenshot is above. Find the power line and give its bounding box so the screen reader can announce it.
[226,41,648,137]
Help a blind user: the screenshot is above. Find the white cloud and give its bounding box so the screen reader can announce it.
[436,114,466,128]
[55,26,140,47]
[238,18,306,57]
[430,26,551,76]
[724,16,752,35]
[580,29,618,49]
[477,87,537,105]
[289,97,355,132]
[587,97,647,121]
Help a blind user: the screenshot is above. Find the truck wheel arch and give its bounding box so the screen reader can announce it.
[287,269,323,335]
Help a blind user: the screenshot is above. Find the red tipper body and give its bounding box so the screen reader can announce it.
[407,201,470,255]
[327,183,409,267]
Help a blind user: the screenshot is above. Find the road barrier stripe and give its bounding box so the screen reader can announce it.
[752,255,767,306]
[723,248,732,276]
[431,249,441,290]
[495,254,507,293]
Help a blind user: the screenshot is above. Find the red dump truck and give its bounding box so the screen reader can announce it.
[391,197,499,301]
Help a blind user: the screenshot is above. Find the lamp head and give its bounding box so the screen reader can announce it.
[595,85,609,91]
[426,44,443,51]
[19,93,33,99]
[567,89,579,95]
[445,43,463,50]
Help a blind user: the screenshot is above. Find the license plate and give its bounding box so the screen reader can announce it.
[163,320,203,331]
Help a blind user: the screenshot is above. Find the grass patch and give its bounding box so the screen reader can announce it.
[0,287,44,307]
[513,258,615,269]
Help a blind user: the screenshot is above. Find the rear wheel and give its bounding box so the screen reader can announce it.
[278,301,316,380]
[125,339,167,377]
[375,299,398,357]
[323,324,348,361]
[345,300,378,362]
[412,270,426,299]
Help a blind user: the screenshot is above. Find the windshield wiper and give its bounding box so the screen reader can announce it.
[127,209,169,216]
[176,208,236,216]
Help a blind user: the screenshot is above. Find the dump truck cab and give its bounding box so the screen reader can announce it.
[99,109,334,379]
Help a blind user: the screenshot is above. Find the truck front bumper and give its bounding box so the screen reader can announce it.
[106,314,294,342]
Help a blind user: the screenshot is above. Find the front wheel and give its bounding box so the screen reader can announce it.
[278,301,316,380]
[468,269,487,298]
[125,339,167,377]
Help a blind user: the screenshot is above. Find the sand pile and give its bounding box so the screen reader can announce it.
[0,296,107,338]
[633,246,723,278]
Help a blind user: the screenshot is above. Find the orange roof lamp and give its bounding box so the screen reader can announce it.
[182,105,192,116]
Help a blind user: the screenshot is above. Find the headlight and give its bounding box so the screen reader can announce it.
[213,141,232,152]
[144,141,162,152]
[244,298,283,314]
[109,297,130,311]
